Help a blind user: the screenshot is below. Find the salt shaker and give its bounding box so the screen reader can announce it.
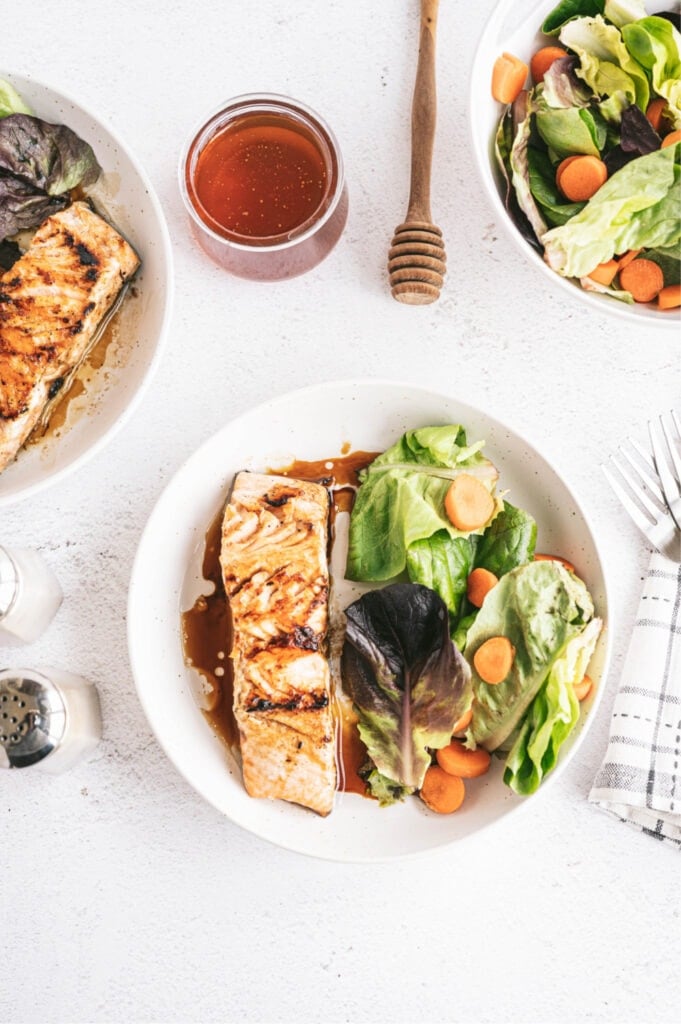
[0,667,102,772]
[0,545,63,643]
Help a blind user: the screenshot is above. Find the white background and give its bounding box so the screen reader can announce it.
[2,2,679,1022]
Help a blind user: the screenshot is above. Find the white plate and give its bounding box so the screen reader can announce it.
[0,72,173,506]
[469,0,679,327]
[128,379,612,862]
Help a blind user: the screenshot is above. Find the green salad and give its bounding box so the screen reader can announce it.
[341,425,602,812]
[0,78,101,270]
[493,0,681,309]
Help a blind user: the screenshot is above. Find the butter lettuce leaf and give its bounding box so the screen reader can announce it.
[559,14,650,109]
[0,177,68,242]
[346,426,502,582]
[504,617,602,794]
[604,0,648,27]
[465,561,594,752]
[542,145,681,277]
[0,79,33,118]
[623,15,681,127]
[0,114,101,242]
[362,766,414,807]
[406,533,476,628]
[0,114,100,196]
[341,583,472,790]
[509,92,549,239]
[542,55,593,108]
[407,502,537,644]
[542,0,605,36]
[535,103,606,157]
[473,502,537,577]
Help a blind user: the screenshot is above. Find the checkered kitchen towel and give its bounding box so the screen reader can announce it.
[590,551,681,847]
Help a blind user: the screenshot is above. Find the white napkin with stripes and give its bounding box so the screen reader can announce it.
[590,550,681,848]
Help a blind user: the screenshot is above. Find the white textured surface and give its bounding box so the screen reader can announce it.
[2,2,679,1022]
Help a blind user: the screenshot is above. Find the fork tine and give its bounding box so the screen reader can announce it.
[609,453,664,522]
[649,415,681,530]
[661,411,681,491]
[630,437,657,473]
[603,462,660,535]
[618,443,666,509]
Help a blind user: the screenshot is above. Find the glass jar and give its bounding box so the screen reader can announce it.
[179,93,349,281]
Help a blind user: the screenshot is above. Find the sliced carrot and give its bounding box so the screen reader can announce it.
[573,674,593,702]
[534,553,576,574]
[617,248,642,270]
[557,155,608,202]
[436,740,491,779]
[619,258,664,302]
[473,636,515,685]
[451,707,473,737]
[444,474,495,532]
[658,284,681,310]
[645,98,667,133]
[555,154,580,186]
[661,129,681,149]
[466,567,499,608]
[587,259,619,286]
[530,45,567,83]
[492,52,529,104]
[419,765,465,814]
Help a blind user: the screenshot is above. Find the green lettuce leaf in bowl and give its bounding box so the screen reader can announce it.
[622,15,681,127]
[542,144,680,278]
[464,560,594,753]
[0,113,101,242]
[346,425,502,582]
[559,13,651,108]
[503,617,603,794]
[0,78,33,118]
[406,501,537,639]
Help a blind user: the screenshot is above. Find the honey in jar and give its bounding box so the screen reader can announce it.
[180,94,348,281]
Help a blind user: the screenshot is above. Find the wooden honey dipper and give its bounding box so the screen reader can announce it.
[388,0,445,305]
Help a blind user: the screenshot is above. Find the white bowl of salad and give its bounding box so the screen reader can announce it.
[470,0,680,323]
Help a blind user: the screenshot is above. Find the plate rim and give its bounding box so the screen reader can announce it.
[0,69,175,507]
[127,376,614,862]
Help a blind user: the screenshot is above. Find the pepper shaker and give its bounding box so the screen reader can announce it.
[0,667,102,772]
[0,545,63,643]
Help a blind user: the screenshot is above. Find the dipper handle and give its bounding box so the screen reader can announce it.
[389,0,446,305]
[407,0,439,223]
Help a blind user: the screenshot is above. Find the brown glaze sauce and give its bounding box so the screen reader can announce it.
[180,449,377,795]
[29,312,121,442]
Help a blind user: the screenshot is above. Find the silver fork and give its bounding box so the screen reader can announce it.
[603,411,681,562]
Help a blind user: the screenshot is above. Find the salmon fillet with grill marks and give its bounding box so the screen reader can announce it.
[0,201,140,472]
[221,471,336,816]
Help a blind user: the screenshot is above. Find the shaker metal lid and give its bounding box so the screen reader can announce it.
[0,546,19,619]
[0,668,66,769]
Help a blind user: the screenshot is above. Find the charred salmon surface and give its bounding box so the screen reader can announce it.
[0,201,140,472]
[221,471,336,816]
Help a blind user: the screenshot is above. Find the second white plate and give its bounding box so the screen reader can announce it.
[0,72,173,506]
[128,379,611,862]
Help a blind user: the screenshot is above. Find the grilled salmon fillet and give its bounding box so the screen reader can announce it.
[221,471,336,816]
[0,200,140,472]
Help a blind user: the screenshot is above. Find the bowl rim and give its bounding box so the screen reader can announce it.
[468,0,680,328]
[0,69,175,507]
